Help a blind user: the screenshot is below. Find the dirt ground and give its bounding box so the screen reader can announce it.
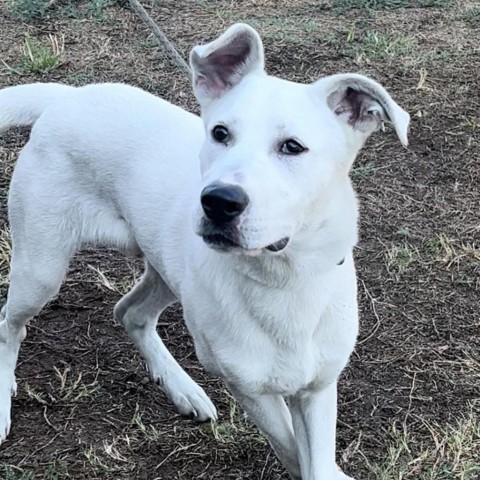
[0,0,479,479]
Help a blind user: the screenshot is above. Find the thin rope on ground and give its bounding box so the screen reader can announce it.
[128,0,192,79]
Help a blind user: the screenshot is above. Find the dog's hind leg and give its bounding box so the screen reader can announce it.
[114,261,217,422]
[0,216,74,443]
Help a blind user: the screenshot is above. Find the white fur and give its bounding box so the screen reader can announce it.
[0,24,409,480]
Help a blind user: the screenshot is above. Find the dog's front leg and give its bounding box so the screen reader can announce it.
[289,382,353,480]
[227,384,301,479]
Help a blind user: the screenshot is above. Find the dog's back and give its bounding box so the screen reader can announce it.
[2,82,204,260]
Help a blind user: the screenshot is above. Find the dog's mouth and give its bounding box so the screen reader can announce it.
[198,218,290,254]
[265,237,289,252]
[202,232,290,254]
[202,232,240,251]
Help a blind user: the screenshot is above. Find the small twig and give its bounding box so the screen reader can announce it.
[43,406,58,431]
[1,59,24,76]
[357,279,381,345]
[128,0,191,79]
[404,371,417,424]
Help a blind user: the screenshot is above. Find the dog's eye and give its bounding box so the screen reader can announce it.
[212,125,230,143]
[281,139,305,155]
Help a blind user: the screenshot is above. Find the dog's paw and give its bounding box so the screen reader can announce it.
[0,388,13,444]
[154,370,217,422]
[0,413,11,444]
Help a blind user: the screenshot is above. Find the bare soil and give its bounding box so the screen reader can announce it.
[0,1,479,479]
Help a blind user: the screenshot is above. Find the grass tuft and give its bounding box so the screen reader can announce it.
[44,461,70,480]
[351,162,377,178]
[53,364,100,403]
[7,0,122,22]
[370,405,480,479]
[333,0,451,14]
[24,383,48,406]
[131,410,161,442]
[417,0,451,6]
[7,0,49,21]
[1,462,69,480]
[349,30,413,60]
[207,399,267,446]
[20,35,64,74]
[464,6,480,25]
[425,234,480,268]
[83,447,113,473]
[385,243,418,273]
[333,0,409,13]
[1,465,34,480]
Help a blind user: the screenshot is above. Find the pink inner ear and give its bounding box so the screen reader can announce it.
[196,73,227,98]
[210,51,250,73]
[207,41,251,81]
[334,88,365,126]
[199,53,246,94]
[195,36,252,98]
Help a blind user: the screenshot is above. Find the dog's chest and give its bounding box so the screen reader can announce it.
[184,263,358,396]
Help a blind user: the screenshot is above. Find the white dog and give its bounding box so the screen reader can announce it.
[0,24,409,479]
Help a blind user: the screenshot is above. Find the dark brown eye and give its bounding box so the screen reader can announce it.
[212,125,230,143]
[281,139,305,155]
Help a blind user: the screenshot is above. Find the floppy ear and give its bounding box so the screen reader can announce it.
[318,73,410,147]
[190,23,265,106]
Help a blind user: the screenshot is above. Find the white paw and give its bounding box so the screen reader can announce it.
[0,410,12,444]
[0,385,13,444]
[153,369,217,422]
[0,321,18,444]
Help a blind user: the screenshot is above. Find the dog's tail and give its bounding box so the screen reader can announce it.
[0,83,75,134]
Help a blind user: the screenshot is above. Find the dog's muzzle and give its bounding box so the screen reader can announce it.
[198,216,241,251]
[199,217,290,254]
[199,183,289,254]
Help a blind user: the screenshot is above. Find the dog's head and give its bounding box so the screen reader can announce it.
[190,24,410,255]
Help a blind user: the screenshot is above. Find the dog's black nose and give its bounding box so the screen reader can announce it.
[201,184,249,225]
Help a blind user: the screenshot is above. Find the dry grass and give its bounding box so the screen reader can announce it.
[130,409,162,442]
[52,364,100,403]
[385,243,418,273]
[425,234,480,268]
[21,35,65,74]
[0,0,478,478]
[347,29,413,61]
[83,446,114,474]
[207,397,267,446]
[2,461,69,480]
[369,405,480,480]
[87,264,140,295]
[2,35,65,75]
[0,228,11,297]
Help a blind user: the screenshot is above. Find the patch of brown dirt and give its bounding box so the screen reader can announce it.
[0,1,478,479]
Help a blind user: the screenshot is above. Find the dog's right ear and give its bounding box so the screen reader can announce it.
[190,23,265,106]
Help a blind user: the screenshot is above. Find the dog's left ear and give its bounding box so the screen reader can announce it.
[190,23,265,106]
[316,74,410,146]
